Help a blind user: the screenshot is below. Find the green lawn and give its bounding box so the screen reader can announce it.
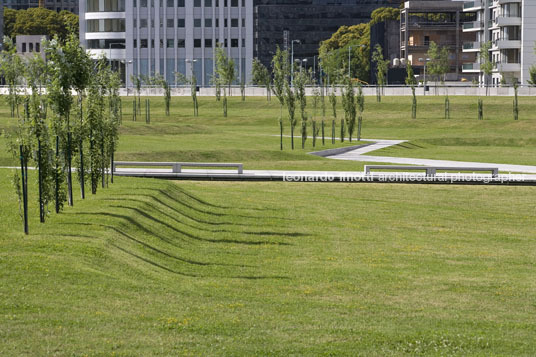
[1,95,536,169]
[1,170,535,355]
[1,95,536,355]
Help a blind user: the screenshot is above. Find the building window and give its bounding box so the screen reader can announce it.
[167,0,174,6]
[205,0,212,6]
[231,38,238,47]
[36,43,40,52]
[141,39,148,48]
[177,19,185,27]
[178,39,185,48]
[231,0,238,7]
[242,18,245,27]
[167,19,174,27]
[167,39,174,48]
[177,0,185,6]
[194,19,201,27]
[231,18,238,27]
[205,18,212,27]
[22,43,26,53]
[140,19,147,28]
[205,39,212,47]
[194,0,201,6]
[194,39,202,48]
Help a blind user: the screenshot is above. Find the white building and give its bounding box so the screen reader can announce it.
[79,0,254,87]
[462,0,536,85]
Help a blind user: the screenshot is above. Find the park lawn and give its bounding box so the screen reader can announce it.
[1,96,536,169]
[1,168,536,355]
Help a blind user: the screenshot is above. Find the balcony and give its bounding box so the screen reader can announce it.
[494,39,521,50]
[463,41,481,52]
[463,1,483,11]
[494,62,521,72]
[463,21,483,32]
[498,0,521,4]
[462,62,481,72]
[495,16,522,27]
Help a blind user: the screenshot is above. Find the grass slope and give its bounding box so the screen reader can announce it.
[1,169,535,355]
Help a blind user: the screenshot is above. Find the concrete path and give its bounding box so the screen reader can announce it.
[325,139,536,174]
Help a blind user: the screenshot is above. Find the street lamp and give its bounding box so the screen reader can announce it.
[121,59,133,94]
[291,39,301,86]
[418,57,431,96]
[185,58,198,79]
[348,44,365,78]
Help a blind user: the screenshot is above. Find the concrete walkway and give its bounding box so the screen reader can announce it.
[325,139,536,174]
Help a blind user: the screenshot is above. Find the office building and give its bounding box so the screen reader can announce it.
[80,0,254,87]
[3,0,78,13]
[254,0,400,70]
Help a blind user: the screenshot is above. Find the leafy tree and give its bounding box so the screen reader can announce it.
[528,66,536,86]
[251,58,271,101]
[149,74,171,116]
[272,47,289,150]
[294,68,310,149]
[357,83,365,141]
[341,78,357,142]
[370,7,400,25]
[130,75,143,114]
[177,72,198,117]
[406,61,417,119]
[319,23,370,84]
[24,54,55,222]
[215,45,236,117]
[63,33,92,199]
[284,81,297,150]
[479,41,493,96]
[1,37,24,117]
[6,7,79,40]
[45,36,76,208]
[372,44,389,102]
[426,41,449,94]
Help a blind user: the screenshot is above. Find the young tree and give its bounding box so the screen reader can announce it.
[341,78,357,141]
[148,74,171,116]
[130,75,143,114]
[284,81,297,150]
[45,36,76,209]
[294,68,310,149]
[357,83,365,141]
[215,45,236,117]
[1,37,24,118]
[479,41,493,96]
[251,58,271,101]
[372,44,389,102]
[272,47,289,150]
[405,61,417,119]
[513,81,519,121]
[25,54,55,222]
[177,71,198,117]
[427,41,450,95]
[329,85,337,143]
[64,33,92,199]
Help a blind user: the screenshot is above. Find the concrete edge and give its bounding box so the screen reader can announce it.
[308,143,375,158]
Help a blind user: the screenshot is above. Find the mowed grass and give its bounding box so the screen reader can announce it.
[1,168,536,355]
[1,95,536,169]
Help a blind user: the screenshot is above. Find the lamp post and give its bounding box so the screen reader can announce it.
[185,58,197,80]
[122,59,133,94]
[418,57,430,96]
[291,39,301,86]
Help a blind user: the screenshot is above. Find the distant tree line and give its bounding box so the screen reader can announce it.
[3,7,79,41]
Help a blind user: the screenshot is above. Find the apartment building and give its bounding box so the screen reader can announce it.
[462,0,536,85]
[79,0,254,87]
[401,0,478,80]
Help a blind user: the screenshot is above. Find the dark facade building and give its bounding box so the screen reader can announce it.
[3,0,78,13]
[254,0,400,70]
